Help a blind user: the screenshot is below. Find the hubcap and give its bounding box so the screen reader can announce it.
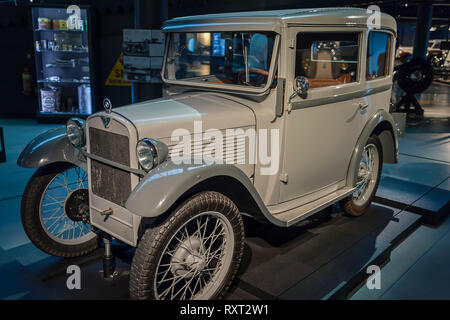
[410,69,424,82]
[353,143,379,207]
[65,188,89,222]
[154,211,234,300]
[171,237,207,276]
[39,167,96,245]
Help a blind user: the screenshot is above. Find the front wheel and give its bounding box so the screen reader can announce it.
[340,136,383,217]
[21,162,98,257]
[130,191,245,300]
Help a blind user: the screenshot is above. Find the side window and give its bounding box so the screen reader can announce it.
[295,32,359,89]
[366,32,391,80]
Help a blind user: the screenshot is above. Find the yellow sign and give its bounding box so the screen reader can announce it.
[105,53,131,87]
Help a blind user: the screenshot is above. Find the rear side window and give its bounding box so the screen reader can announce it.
[295,32,360,89]
[366,32,391,80]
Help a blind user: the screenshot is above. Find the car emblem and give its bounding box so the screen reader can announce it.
[102,98,112,128]
[103,98,112,114]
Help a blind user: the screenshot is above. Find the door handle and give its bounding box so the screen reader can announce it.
[358,103,369,111]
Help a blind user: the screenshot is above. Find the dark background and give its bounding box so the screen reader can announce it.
[0,0,448,118]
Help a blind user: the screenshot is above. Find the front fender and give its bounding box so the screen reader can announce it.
[125,159,266,219]
[17,126,86,170]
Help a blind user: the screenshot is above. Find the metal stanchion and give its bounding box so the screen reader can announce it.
[102,237,116,278]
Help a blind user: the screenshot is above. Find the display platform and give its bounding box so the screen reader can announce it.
[229,204,422,300]
[1,200,423,300]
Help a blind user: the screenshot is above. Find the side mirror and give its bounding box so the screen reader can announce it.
[290,76,309,100]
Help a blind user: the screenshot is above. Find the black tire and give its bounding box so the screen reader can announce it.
[21,162,98,258]
[340,136,383,217]
[130,191,245,300]
[397,57,433,94]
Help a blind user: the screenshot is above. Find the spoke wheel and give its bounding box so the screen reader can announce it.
[352,143,379,207]
[340,136,382,217]
[21,163,98,258]
[130,192,244,300]
[39,166,96,245]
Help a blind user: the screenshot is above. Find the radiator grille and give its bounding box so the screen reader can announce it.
[89,127,131,207]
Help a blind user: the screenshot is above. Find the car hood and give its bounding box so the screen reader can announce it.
[113,92,256,140]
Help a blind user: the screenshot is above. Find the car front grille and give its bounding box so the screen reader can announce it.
[89,127,131,207]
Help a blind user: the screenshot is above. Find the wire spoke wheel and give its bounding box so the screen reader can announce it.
[352,143,380,207]
[340,136,382,217]
[39,166,95,245]
[155,212,234,300]
[130,191,244,300]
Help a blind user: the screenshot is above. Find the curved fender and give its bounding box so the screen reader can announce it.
[346,109,398,187]
[17,126,86,170]
[125,159,278,223]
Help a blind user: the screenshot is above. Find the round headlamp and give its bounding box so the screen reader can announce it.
[136,138,168,172]
[137,138,158,171]
[66,118,85,148]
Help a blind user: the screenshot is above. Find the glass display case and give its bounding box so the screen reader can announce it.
[32,6,95,121]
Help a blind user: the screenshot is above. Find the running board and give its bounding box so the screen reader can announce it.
[271,187,355,227]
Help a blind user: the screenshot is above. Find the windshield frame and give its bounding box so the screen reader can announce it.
[161,31,280,95]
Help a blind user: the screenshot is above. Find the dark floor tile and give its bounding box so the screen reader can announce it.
[351,216,450,300]
[279,235,389,300]
[369,211,422,247]
[6,242,51,267]
[239,249,316,297]
[41,261,131,300]
[399,130,450,163]
[413,178,450,213]
[226,286,261,300]
[380,229,450,300]
[0,247,15,267]
[377,176,433,206]
[0,261,52,299]
[0,198,30,251]
[332,204,398,238]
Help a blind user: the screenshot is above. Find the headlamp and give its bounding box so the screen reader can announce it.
[66,118,85,148]
[136,138,168,172]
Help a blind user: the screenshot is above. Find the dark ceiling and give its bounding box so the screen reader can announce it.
[3,0,450,23]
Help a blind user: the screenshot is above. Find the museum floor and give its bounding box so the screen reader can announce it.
[0,83,448,300]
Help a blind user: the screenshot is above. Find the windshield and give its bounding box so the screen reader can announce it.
[164,31,276,88]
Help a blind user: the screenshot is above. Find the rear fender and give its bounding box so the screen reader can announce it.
[346,109,398,187]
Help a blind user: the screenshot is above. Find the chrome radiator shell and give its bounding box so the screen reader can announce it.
[86,113,141,246]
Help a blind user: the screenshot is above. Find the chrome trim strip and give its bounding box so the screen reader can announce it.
[84,151,145,176]
[291,84,392,110]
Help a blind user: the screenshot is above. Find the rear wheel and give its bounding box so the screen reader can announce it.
[21,162,98,258]
[130,191,244,300]
[340,136,382,217]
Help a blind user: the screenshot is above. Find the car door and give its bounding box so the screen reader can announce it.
[280,27,368,203]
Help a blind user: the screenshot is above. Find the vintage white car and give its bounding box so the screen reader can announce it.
[18,8,398,300]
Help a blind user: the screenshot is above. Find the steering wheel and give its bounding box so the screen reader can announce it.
[238,68,269,86]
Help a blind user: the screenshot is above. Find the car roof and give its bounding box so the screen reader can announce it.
[163,7,397,33]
